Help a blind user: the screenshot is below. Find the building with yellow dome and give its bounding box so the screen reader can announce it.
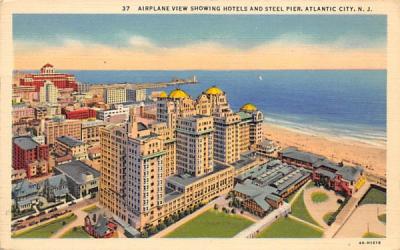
[204,85,224,95]
[158,91,168,98]
[241,103,258,112]
[101,84,266,231]
[168,88,190,99]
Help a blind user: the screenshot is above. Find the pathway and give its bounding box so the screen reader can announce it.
[288,215,324,232]
[324,182,371,238]
[303,186,341,229]
[234,202,291,238]
[51,202,98,238]
[334,204,386,238]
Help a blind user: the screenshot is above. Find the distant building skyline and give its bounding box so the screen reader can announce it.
[14,15,386,70]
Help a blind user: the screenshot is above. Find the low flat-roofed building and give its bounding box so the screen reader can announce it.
[233,159,311,217]
[279,147,365,196]
[278,146,325,170]
[229,151,269,177]
[255,139,277,157]
[55,135,87,160]
[126,162,234,229]
[54,160,100,199]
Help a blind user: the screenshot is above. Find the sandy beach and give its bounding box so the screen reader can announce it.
[263,123,386,177]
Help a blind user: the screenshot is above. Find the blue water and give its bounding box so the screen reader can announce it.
[61,70,387,144]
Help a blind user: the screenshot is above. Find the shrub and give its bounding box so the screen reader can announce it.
[141,230,149,238]
[232,209,236,214]
[240,210,244,214]
[157,223,166,231]
[337,199,343,204]
[214,204,218,210]
[149,226,158,235]
[73,226,77,231]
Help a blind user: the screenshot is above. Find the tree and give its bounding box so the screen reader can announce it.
[149,226,158,235]
[157,223,166,231]
[141,230,149,238]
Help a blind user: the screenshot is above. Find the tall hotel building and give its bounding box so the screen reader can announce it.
[99,124,128,220]
[39,80,59,104]
[100,86,263,230]
[104,88,127,104]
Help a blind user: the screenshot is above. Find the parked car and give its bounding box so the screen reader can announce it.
[49,207,58,213]
[26,215,35,220]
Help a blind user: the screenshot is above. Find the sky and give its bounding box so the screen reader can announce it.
[13,14,387,70]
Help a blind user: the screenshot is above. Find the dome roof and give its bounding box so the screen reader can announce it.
[240,103,257,112]
[159,91,168,98]
[205,86,223,95]
[169,89,189,99]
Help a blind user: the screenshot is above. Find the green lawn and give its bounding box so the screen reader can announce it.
[363,232,385,238]
[165,209,253,238]
[311,191,329,203]
[305,181,317,189]
[323,212,335,225]
[12,214,77,238]
[359,188,386,205]
[378,214,386,224]
[291,190,320,227]
[61,226,92,238]
[286,189,301,203]
[257,217,323,238]
[82,205,99,213]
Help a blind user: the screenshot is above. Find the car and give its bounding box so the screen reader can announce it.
[26,215,35,220]
[49,207,58,213]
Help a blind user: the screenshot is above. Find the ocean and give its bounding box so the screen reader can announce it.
[62,70,387,146]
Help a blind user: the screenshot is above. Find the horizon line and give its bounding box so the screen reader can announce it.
[14,68,387,72]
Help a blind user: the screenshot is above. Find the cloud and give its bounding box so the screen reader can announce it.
[128,35,156,49]
[14,35,386,70]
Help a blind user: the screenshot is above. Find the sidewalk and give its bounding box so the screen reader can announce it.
[51,202,98,238]
[323,182,371,238]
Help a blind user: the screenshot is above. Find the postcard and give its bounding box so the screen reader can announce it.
[0,0,399,250]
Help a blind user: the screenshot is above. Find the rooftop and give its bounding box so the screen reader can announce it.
[166,163,230,187]
[13,136,39,150]
[55,160,100,185]
[12,179,39,198]
[165,187,184,203]
[280,147,325,164]
[56,136,84,147]
[337,165,363,182]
